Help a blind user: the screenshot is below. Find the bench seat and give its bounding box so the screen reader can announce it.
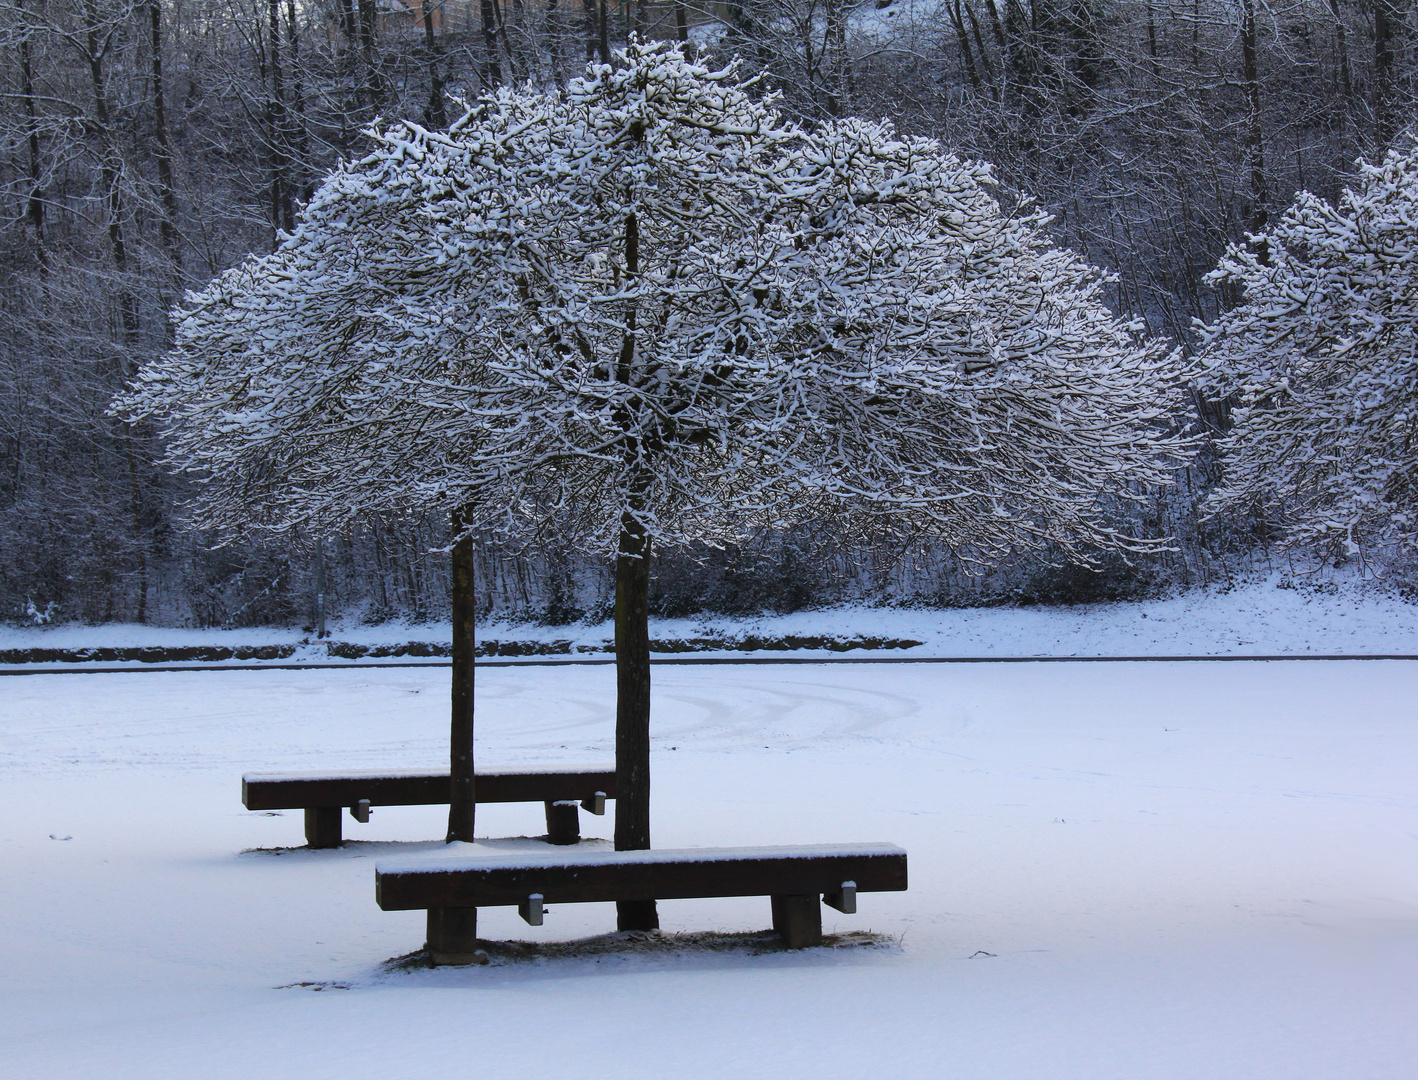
[242,765,616,848]
[376,842,908,962]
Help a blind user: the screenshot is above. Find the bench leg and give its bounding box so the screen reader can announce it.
[426,908,485,966]
[304,807,342,848]
[617,899,660,932]
[771,894,823,949]
[544,800,580,845]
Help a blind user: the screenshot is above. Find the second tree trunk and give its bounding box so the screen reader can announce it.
[614,507,657,930]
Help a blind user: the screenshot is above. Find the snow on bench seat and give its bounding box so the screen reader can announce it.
[242,764,617,809]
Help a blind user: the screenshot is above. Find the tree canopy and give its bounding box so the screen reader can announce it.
[120,41,1192,560]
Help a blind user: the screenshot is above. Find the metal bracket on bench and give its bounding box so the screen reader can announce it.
[350,799,371,824]
[823,880,857,914]
[518,893,545,926]
[581,791,606,816]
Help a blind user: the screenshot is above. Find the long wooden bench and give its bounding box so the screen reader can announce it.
[242,765,616,848]
[375,842,908,964]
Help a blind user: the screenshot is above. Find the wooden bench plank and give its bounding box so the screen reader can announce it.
[375,843,908,911]
[242,765,617,811]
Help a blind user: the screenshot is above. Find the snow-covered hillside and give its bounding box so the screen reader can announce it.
[3,576,1417,664]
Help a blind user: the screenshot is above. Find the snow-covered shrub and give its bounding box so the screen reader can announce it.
[1200,144,1418,557]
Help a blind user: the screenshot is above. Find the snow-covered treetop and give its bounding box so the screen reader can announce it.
[117,40,1193,562]
[1199,143,1418,554]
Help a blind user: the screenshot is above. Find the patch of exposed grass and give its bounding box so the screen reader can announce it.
[380,928,895,973]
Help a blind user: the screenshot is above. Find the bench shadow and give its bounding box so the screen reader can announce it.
[239,835,614,857]
[372,928,898,983]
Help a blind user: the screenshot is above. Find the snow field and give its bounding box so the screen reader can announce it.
[2,659,1417,1078]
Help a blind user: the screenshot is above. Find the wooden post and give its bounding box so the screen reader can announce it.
[544,800,580,845]
[304,806,342,848]
[771,894,822,949]
[425,907,483,966]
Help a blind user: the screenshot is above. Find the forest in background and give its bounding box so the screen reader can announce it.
[2,0,1415,628]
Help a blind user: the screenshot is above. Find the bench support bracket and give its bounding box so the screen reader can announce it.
[823,880,857,914]
[771,893,823,949]
[304,806,342,848]
[426,907,485,966]
[518,893,544,926]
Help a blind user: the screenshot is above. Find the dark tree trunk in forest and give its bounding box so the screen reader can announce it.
[951,0,983,91]
[20,1,47,269]
[84,0,138,344]
[284,0,312,204]
[266,0,295,237]
[419,0,446,128]
[1373,0,1405,148]
[447,509,477,843]
[148,0,180,276]
[480,0,503,86]
[1240,0,1270,239]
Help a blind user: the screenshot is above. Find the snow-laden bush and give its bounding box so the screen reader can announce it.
[1201,143,1418,557]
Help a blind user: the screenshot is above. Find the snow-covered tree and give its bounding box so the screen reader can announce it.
[1199,143,1418,557]
[119,41,1193,931]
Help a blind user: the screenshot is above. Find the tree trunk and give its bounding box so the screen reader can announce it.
[1240,0,1270,240]
[84,0,138,345]
[266,0,294,237]
[950,0,982,91]
[613,193,655,931]
[20,1,47,270]
[419,0,446,128]
[613,501,657,931]
[148,0,180,275]
[447,508,477,843]
[480,0,503,87]
[1373,0,1404,148]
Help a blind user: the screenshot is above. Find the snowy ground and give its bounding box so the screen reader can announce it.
[5,575,1418,665]
[3,656,1417,1078]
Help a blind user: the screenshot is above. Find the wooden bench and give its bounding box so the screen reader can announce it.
[241,765,617,848]
[375,842,908,964]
